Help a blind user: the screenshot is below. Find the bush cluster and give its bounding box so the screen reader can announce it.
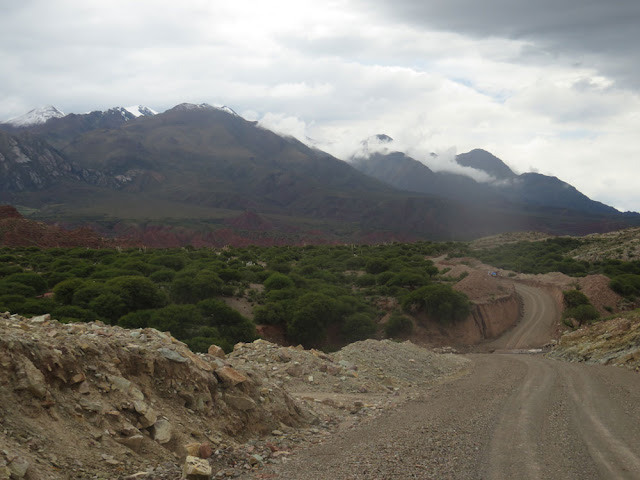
[0,241,465,349]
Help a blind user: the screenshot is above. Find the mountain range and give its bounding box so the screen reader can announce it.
[0,103,637,246]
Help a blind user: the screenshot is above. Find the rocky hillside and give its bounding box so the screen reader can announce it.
[0,312,467,479]
[0,205,114,248]
[549,311,640,372]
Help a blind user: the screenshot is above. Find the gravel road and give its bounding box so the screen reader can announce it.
[240,284,640,479]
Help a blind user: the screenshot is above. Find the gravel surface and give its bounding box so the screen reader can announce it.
[239,354,640,480]
[237,283,640,480]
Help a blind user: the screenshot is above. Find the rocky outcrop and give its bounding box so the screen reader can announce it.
[0,205,114,248]
[0,312,469,479]
[549,313,640,371]
[0,313,310,479]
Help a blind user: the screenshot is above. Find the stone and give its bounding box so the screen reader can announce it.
[79,397,103,413]
[108,375,145,401]
[78,381,90,394]
[153,418,172,444]
[198,442,213,459]
[215,366,247,387]
[30,314,50,323]
[277,349,291,362]
[224,393,256,411]
[7,456,29,478]
[207,345,226,359]
[133,400,149,415]
[182,456,211,479]
[115,434,144,452]
[138,408,158,429]
[285,364,304,377]
[185,443,201,457]
[70,371,86,384]
[0,466,10,480]
[158,348,188,363]
[16,358,47,398]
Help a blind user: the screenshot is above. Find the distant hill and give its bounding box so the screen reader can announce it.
[352,147,624,216]
[1,104,638,245]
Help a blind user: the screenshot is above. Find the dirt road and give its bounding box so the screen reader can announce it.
[482,282,559,351]
[242,285,640,479]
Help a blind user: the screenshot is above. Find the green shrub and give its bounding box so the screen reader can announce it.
[0,294,28,312]
[341,313,377,342]
[384,311,414,337]
[51,305,96,323]
[118,310,153,329]
[148,304,202,339]
[89,293,127,324]
[72,282,107,308]
[106,276,167,311]
[171,270,222,304]
[253,302,289,326]
[149,268,176,283]
[610,274,640,299]
[53,278,84,305]
[198,299,256,345]
[402,284,471,324]
[3,273,47,295]
[264,272,295,291]
[0,281,37,298]
[563,289,590,309]
[365,257,390,275]
[563,304,600,325]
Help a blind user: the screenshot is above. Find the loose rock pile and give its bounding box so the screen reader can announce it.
[0,313,469,479]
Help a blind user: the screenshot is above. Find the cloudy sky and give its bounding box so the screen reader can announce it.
[1,0,640,211]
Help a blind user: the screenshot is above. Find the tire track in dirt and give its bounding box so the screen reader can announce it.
[562,363,640,479]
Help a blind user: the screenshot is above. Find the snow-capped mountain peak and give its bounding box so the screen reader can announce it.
[3,105,66,127]
[124,105,157,117]
[172,103,239,117]
[214,105,239,116]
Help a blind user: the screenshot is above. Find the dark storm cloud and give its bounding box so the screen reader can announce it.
[361,0,640,89]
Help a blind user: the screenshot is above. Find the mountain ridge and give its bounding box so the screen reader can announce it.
[1,103,638,244]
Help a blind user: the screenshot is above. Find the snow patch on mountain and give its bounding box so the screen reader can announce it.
[214,105,239,116]
[3,105,66,127]
[172,103,239,117]
[124,105,157,117]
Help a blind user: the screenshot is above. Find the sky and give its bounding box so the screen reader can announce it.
[1,0,640,211]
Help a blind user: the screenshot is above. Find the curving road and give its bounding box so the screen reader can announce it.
[485,282,559,351]
[241,284,640,479]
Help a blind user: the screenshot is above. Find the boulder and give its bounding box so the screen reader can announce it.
[199,442,213,459]
[16,358,47,398]
[224,393,256,411]
[153,418,172,444]
[207,345,226,359]
[7,456,29,479]
[182,456,211,479]
[215,366,247,387]
[158,348,188,363]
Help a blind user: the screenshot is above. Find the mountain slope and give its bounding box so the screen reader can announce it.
[1,105,65,127]
[0,130,113,193]
[353,146,625,217]
[455,149,516,180]
[1,103,638,243]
